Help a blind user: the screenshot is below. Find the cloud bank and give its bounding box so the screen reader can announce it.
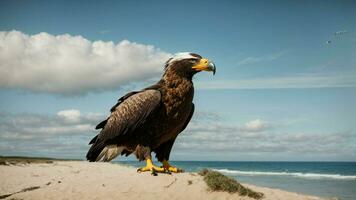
[0,30,171,96]
[2,110,353,160]
[0,110,102,158]
[175,115,356,160]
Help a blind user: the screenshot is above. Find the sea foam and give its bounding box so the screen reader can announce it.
[212,168,356,180]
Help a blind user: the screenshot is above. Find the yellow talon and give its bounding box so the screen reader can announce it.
[137,159,165,175]
[162,160,184,173]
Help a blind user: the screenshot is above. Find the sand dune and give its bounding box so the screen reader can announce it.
[0,161,325,200]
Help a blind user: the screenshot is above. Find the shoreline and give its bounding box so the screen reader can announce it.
[0,159,328,200]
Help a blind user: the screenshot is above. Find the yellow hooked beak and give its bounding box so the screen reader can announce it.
[192,58,216,75]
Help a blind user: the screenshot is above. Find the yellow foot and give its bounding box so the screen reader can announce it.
[162,160,184,173]
[137,159,165,175]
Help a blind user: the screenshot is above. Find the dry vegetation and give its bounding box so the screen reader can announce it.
[199,169,264,199]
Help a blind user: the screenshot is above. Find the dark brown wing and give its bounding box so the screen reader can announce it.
[86,89,161,161]
[94,81,165,131]
[94,91,140,131]
[99,89,161,140]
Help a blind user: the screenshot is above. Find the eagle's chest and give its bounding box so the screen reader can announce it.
[152,84,194,142]
[162,91,192,125]
[165,91,193,116]
[164,99,192,125]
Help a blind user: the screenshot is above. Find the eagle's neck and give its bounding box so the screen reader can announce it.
[161,72,194,116]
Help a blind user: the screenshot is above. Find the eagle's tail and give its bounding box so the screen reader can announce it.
[86,135,105,162]
[86,136,123,162]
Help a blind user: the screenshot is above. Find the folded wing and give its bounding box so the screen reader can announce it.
[86,89,161,161]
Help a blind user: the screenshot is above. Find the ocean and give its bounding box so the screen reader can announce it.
[115,161,356,200]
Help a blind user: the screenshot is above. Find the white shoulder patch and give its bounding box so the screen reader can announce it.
[168,52,197,64]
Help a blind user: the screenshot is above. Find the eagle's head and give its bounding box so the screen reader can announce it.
[164,52,216,79]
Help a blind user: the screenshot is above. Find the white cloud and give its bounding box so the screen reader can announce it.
[243,119,269,132]
[0,30,172,96]
[237,51,285,66]
[57,109,81,123]
[196,72,356,90]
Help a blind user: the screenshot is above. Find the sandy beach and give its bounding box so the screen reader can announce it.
[0,160,327,200]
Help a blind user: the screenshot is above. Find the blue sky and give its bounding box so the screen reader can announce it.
[0,0,355,161]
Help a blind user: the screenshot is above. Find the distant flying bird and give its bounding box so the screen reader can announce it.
[333,30,347,36]
[86,52,216,174]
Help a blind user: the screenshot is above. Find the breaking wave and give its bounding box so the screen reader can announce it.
[212,169,356,180]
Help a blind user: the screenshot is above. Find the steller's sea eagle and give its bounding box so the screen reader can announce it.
[86,52,216,174]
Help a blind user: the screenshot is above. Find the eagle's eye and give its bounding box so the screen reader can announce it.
[188,58,199,64]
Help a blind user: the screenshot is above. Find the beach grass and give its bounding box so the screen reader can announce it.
[199,168,264,199]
